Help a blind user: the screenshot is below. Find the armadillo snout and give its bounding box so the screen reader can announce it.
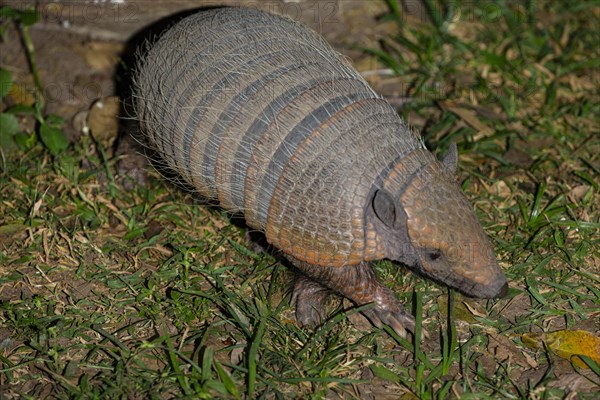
[398,161,508,299]
[464,268,508,298]
[416,249,508,298]
[495,281,509,298]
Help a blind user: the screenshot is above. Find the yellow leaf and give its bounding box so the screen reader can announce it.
[521,330,600,368]
[8,82,36,106]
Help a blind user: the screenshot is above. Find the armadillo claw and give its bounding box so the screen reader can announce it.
[362,306,416,339]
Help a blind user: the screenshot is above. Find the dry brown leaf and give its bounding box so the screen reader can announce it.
[567,185,591,203]
[522,349,539,368]
[441,101,493,138]
[491,180,512,198]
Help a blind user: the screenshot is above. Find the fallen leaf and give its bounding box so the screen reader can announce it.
[522,349,538,368]
[521,330,600,368]
[491,180,511,198]
[441,101,493,138]
[567,185,591,203]
[504,147,533,168]
[547,372,599,394]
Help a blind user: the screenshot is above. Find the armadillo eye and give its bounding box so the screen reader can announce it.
[429,251,442,261]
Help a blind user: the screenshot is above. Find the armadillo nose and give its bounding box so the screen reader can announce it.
[494,281,509,298]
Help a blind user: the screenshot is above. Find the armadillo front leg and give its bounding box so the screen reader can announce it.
[291,260,416,338]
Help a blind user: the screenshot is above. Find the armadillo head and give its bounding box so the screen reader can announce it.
[369,144,508,298]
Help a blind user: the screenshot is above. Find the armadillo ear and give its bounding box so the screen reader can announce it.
[372,189,396,228]
[442,142,458,174]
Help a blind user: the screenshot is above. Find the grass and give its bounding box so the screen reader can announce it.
[1,0,599,398]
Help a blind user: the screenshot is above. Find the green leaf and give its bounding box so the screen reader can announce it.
[45,113,64,126]
[214,359,240,397]
[40,121,69,154]
[0,113,19,148]
[369,364,401,382]
[14,131,37,150]
[0,7,38,26]
[0,68,12,98]
[17,9,39,26]
[579,355,600,376]
[0,6,20,20]
[0,112,19,135]
[481,50,509,69]
[201,346,213,382]
[6,104,35,115]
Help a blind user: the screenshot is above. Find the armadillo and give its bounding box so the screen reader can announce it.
[133,7,508,337]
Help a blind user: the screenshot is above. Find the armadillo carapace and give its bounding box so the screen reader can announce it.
[134,7,508,337]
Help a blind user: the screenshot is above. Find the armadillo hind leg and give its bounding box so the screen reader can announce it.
[292,273,332,327]
[291,260,415,338]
